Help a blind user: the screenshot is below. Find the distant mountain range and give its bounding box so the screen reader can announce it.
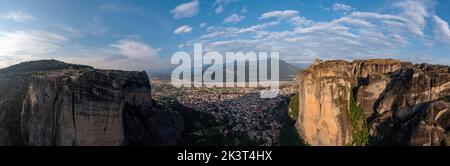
[148,58,306,81]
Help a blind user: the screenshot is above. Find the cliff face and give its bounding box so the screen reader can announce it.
[0,60,92,146]
[21,69,183,146]
[296,59,450,146]
[371,64,450,145]
[297,61,354,145]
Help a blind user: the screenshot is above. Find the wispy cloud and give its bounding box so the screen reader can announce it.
[200,23,208,28]
[0,30,67,68]
[185,0,445,64]
[224,14,245,24]
[99,4,141,14]
[213,0,238,14]
[60,26,84,37]
[0,30,66,56]
[170,0,199,19]
[85,18,109,36]
[331,3,354,12]
[1,10,35,22]
[259,10,299,20]
[59,39,163,71]
[259,10,311,27]
[394,0,432,36]
[174,25,193,35]
[111,39,160,59]
[432,15,450,44]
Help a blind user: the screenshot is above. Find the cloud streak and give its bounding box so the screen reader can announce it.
[432,15,450,44]
[0,30,66,56]
[213,0,238,14]
[185,0,448,64]
[174,25,194,35]
[259,10,311,27]
[224,14,245,24]
[59,39,163,71]
[331,3,354,12]
[0,30,67,68]
[171,0,199,19]
[111,39,160,59]
[1,10,35,22]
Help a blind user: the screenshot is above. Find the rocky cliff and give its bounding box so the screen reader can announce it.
[20,68,183,146]
[296,60,355,146]
[0,60,92,145]
[296,59,450,146]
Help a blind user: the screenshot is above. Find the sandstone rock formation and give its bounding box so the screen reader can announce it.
[0,60,93,145]
[21,68,183,146]
[297,60,354,146]
[371,64,450,145]
[296,59,450,146]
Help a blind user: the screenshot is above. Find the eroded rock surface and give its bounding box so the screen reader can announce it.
[296,60,354,146]
[21,69,183,146]
[296,59,450,146]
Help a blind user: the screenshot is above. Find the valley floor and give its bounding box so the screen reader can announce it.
[151,80,303,146]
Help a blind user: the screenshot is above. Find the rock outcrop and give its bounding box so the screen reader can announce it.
[0,60,93,145]
[371,64,450,145]
[21,68,183,146]
[297,60,354,146]
[296,59,450,146]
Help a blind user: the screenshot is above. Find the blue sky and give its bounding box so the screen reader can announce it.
[0,0,449,70]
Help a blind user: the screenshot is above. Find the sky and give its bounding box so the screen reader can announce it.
[0,0,450,71]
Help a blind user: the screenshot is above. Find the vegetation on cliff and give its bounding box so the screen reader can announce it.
[349,90,370,146]
[288,93,299,120]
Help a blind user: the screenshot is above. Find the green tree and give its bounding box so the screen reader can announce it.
[288,94,299,120]
[349,91,370,146]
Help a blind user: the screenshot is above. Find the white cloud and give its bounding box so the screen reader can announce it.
[200,23,208,28]
[331,3,354,12]
[236,21,279,33]
[224,14,245,24]
[174,25,193,35]
[213,0,237,14]
[61,26,84,37]
[259,10,311,27]
[59,39,163,71]
[0,30,67,68]
[432,15,450,44]
[394,0,432,36]
[111,39,160,59]
[170,0,199,19]
[215,6,224,14]
[1,10,35,22]
[186,1,447,64]
[259,10,299,20]
[0,30,66,56]
[350,12,406,21]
